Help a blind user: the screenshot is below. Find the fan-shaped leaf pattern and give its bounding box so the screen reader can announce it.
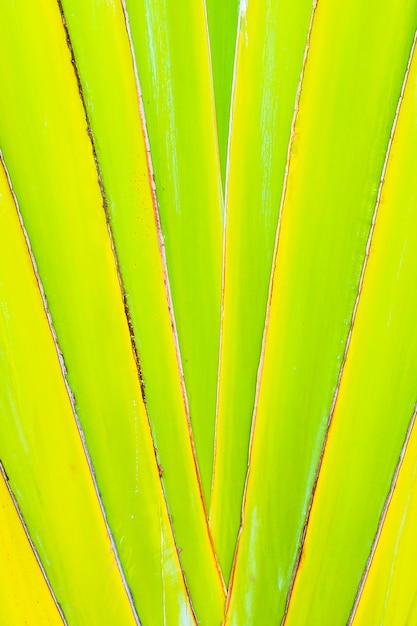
[1,1,417,624]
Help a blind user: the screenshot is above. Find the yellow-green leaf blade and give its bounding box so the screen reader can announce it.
[205,0,239,185]
[285,35,417,624]
[210,0,316,582]
[123,0,223,504]
[0,469,64,626]
[352,414,417,625]
[0,157,138,626]
[225,0,417,622]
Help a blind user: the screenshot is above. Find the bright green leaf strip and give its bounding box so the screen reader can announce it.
[210,0,316,583]
[352,415,417,625]
[225,1,417,623]
[123,0,223,505]
[350,43,417,626]
[285,35,417,625]
[0,466,65,626]
[205,0,239,185]
[0,157,138,626]
[58,1,225,621]
[0,2,195,624]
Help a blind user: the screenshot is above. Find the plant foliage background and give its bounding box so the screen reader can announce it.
[1,0,417,624]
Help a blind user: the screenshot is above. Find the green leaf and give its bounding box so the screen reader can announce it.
[58,1,226,621]
[2,1,417,623]
[0,155,139,625]
[205,0,239,185]
[123,0,224,505]
[0,432,64,624]
[285,34,417,624]
[211,0,319,582]
[225,0,417,622]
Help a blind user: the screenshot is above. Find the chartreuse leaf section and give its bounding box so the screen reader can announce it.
[123,0,223,505]
[295,38,417,626]
[352,421,417,624]
[205,0,239,184]
[225,0,417,623]
[0,158,138,624]
[210,0,316,583]
[349,51,417,626]
[0,2,195,624]
[58,1,225,621]
[0,467,64,625]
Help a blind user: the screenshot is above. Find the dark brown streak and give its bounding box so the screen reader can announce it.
[57,1,144,398]
[55,4,144,624]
